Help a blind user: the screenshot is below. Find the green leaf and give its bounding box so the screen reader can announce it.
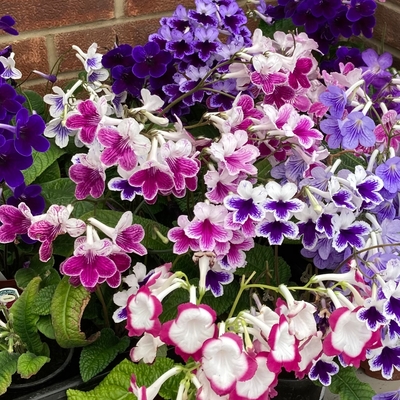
[0,352,19,395]
[334,152,367,172]
[14,255,60,290]
[236,243,291,285]
[32,284,58,315]
[36,315,56,339]
[40,178,95,218]
[258,18,299,38]
[22,142,65,185]
[329,367,376,400]
[160,287,189,323]
[22,89,46,116]
[67,358,182,400]
[34,160,61,184]
[255,157,272,180]
[17,352,50,379]
[79,328,130,382]
[51,276,99,348]
[10,276,47,355]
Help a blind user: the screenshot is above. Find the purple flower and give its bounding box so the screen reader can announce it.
[361,49,393,89]
[111,66,144,96]
[102,44,134,68]
[132,42,172,79]
[373,389,400,400]
[0,15,18,36]
[319,85,347,119]
[369,343,400,380]
[308,356,339,386]
[347,0,377,22]
[0,82,24,124]
[375,157,400,194]
[340,111,376,150]
[165,29,194,60]
[61,236,117,290]
[108,175,142,202]
[7,183,45,216]
[218,2,247,35]
[0,140,33,187]
[256,214,299,246]
[193,26,220,62]
[0,203,32,243]
[188,0,218,26]
[206,268,234,297]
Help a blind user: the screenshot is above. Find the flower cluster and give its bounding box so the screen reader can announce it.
[255,0,383,54]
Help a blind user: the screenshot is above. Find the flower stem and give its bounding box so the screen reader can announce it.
[95,285,110,328]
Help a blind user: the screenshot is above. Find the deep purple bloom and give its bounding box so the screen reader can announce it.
[193,26,220,62]
[347,0,377,22]
[357,303,387,331]
[256,217,299,246]
[0,82,23,124]
[340,111,376,149]
[108,177,142,202]
[132,42,172,79]
[205,269,234,297]
[0,15,18,36]
[188,0,218,26]
[0,140,33,187]
[111,65,144,96]
[165,29,194,60]
[309,357,339,386]
[352,14,376,38]
[218,2,247,35]
[369,345,400,380]
[7,183,45,216]
[102,44,134,68]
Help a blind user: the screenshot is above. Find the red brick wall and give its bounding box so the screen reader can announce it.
[0,0,398,91]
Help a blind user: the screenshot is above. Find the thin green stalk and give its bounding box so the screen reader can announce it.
[95,285,110,328]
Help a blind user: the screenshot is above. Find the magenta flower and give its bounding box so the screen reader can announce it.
[28,204,86,262]
[0,202,33,243]
[88,211,146,256]
[97,118,151,171]
[160,139,200,193]
[66,97,109,145]
[69,148,107,200]
[185,202,232,252]
[167,215,200,255]
[209,130,259,176]
[60,228,117,289]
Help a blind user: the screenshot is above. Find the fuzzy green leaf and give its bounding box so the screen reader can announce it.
[40,178,95,218]
[10,276,47,355]
[22,89,46,116]
[22,142,65,185]
[254,157,272,180]
[79,328,130,382]
[14,255,60,290]
[329,367,376,400]
[36,315,56,339]
[67,358,181,400]
[51,276,99,348]
[32,284,58,315]
[0,352,19,395]
[34,160,61,184]
[17,352,50,379]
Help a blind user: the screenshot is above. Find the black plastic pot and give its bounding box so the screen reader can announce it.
[275,375,324,400]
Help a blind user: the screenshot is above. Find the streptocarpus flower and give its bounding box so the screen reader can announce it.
[97,118,150,171]
[60,228,117,289]
[69,147,107,200]
[263,181,304,221]
[167,215,200,255]
[0,202,33,243]
[160,303,216,361]
[323,306,381,368]
[130,333,164,364]
[184,202,232,252]
[88,211,146,256]
[209,130,260,176]
[201,332,257,396]
[126,286,163,337]
[308,355,339,386]
[28,204,86,262]
[256,213,299,246]
[224,180,266,224]
[368,337,400,380]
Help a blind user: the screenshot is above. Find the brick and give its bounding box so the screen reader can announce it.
[1,0,114,32]
[125,0,195,17]
[373,2,400,50]
[10,36,49,80]
[53,20,161,73]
